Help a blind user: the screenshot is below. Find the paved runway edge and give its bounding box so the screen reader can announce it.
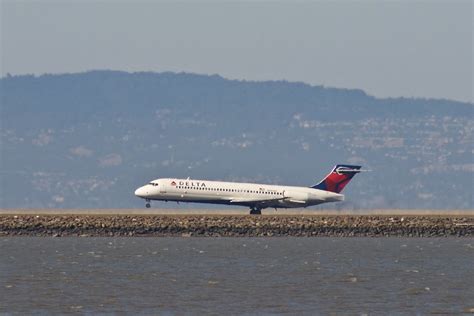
[1,208,473,216]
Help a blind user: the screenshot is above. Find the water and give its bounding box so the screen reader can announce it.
[1,238,473,315]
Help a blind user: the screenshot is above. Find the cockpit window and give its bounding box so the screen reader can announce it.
[148,182,158,186]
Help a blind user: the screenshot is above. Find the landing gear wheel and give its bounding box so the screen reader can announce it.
[145,201,151,208]
[249,208,262,215]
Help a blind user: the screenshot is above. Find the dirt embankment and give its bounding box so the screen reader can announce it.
[0,215,472,237]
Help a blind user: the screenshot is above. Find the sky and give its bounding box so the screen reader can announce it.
[1,1,472,103]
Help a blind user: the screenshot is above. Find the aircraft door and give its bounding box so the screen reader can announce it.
[159,182,167,194]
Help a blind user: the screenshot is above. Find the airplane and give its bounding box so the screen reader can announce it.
[134,164,364,214]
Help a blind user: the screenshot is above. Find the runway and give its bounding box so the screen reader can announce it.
[1,208,473,216]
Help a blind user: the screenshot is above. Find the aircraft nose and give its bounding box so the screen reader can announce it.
[134,186,148,198]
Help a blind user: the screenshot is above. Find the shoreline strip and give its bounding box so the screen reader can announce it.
[1,214,472,237]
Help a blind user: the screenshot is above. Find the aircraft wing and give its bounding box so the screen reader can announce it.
[229,196,308,209]
[229,197,285,204]
[285,199,306,204]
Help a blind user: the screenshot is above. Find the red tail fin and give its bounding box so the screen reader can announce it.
[312,165,362,193]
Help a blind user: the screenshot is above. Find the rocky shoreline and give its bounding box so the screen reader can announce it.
[0,215,473,237]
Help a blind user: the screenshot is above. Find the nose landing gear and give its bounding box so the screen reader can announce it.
[145,199,151,208]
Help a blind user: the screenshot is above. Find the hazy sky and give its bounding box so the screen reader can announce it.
[1,1,472,102]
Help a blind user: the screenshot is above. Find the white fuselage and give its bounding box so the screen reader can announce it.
[134,178,344,209]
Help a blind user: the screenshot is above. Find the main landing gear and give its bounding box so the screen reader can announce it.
[249,208,262,215]
[145,199,151,208]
